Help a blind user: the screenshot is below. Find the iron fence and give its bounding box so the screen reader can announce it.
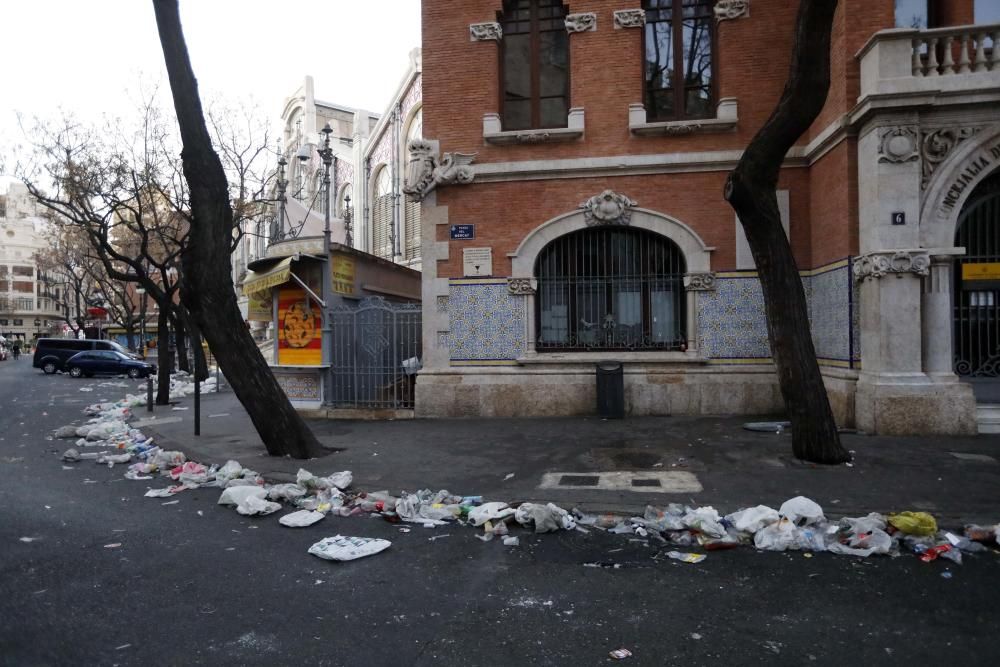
[330,296,422,409]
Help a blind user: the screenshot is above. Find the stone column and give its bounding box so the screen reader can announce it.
[683,273,716,355]
[921,254,959,379]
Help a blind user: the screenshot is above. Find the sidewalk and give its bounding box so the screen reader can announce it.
[137,389,1000,525]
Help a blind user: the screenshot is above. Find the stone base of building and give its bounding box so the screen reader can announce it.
[417,365,813,420]
[855,375,977,435]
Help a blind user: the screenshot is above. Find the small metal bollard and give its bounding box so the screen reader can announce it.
[146,376,154,412]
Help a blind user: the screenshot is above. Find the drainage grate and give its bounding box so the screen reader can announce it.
[559,475,600,487]
[631,478,662,488]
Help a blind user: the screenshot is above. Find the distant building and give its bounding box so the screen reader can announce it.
[0,182,65,343]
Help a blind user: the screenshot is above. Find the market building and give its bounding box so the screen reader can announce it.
[411,0,1000,434]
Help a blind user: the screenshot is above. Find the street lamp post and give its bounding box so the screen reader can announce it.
[136,286,146,357]
[315,123,334,379]
[272,156,288,242]
[344,194,353,248]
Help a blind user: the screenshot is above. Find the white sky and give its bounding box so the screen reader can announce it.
[0,0,421,180]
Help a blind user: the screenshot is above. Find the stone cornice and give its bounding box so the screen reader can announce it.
[853,250,931,281]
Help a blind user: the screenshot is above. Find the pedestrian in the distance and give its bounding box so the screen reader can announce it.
[12,343,20,361]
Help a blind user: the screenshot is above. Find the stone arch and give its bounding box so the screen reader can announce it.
[920,123,1000,249]
[509,207,714,278]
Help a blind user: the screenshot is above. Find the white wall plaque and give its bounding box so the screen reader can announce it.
[463,247,493,277]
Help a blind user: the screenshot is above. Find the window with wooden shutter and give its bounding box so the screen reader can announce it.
[371,167,393,259]
[403,108,422,262]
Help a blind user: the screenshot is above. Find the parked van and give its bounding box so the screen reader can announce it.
[33,338,134,374]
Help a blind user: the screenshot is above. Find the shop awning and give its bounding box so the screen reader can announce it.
[242,257,293,295]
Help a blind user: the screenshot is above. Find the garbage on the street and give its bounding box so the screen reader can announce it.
[53,385,1000,567]
[308,535,391,562]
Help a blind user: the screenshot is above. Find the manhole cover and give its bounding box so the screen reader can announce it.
[559,475,600,487]
[631,478,662,488]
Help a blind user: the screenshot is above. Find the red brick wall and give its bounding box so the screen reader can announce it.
[421,1,903,279]
[808,140,859,266]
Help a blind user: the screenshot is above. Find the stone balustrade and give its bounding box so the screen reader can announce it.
[910,24,999,77]
[857,23,1000,103]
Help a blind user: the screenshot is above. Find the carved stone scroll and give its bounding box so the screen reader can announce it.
[403,139,476,203]
[714,0,750,22]
[565,13,597,33]
[470,22,502,42]
[685,273,717,291]
[853,250,931,281]
[613,9,645,29]
[579,190,638,226]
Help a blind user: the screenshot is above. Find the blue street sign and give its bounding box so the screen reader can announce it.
[450,224,475,240]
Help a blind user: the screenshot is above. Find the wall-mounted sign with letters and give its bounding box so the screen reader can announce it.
[450,224,475,240]
[462,247,493,277]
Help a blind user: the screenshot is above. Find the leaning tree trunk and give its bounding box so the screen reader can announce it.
[152,0,322,459]
[724,0,850,464]
[125,321,136,352]
[155,306,171,405]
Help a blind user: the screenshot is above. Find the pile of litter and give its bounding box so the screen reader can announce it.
[57,398,1000,565]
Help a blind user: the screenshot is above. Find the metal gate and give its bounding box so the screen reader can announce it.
[954,172,1000,378]
[330,297,422,409]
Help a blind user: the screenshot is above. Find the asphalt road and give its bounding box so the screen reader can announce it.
[1,359,998,666]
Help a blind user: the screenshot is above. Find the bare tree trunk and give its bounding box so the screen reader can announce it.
[152,0,322,459]
[724,0,850,464]
[125,322,136,352]
[156,306,171,405]
[173,313,191,374]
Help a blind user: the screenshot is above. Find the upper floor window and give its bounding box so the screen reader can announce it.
[500,0,569,131]
[371,166,393,259]
[644,0,715,122]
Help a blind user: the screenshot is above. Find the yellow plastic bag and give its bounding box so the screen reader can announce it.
[888,511,938,536]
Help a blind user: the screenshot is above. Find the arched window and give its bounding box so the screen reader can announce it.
[312,170,327,214]
[535,227,686,351]
[643,0,714,122]
[403,108,422,261]
[500,0,569,131]
[371,167,393,259]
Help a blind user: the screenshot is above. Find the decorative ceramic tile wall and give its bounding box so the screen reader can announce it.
[448,281,526,361]
[808,262,852,363]
[697,260,857,366]
[697,277,771,358]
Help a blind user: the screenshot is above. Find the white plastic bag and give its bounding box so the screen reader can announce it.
[682,506,727,538]
[726,505,780,534]
[268,483,308,502]
[514,502,575,533]
[308,535,391,561]
[779,496,825,525]
[218,486,268,506]
[279,510,326,527]
[468,502,515,526]
[236,495,282,516]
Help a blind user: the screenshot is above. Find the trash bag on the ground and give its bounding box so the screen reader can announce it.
[395,491,457,526]
[218,486,268,506]
[279,510,325,527]
[514,502,575,533]
[61,448,81,462]
[779,496,825,526]
[754,517,827,552]
[236,495,281,516]
[682,506,726,538]
[152,450,186,468]
[827,514,893,557]
[54,425,78,439]
[964,524,1000,545]
[268,483,308,503]
[468,502,515,526]
[634,505,686,532]
[726,505,780,533]
[296,468,352,491]
[888,511,938,536]
[308,535,391,561]
[214,460,243,484]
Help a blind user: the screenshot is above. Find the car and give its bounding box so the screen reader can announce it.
[65,350,156,379]
[33,338,137,374]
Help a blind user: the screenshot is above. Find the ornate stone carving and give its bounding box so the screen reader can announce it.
[565,12,597,33]
[685,273,717,291]
[469,22,502,42]
[507,278,536,295]
[403,139,476,202]
[579,190,638,226]
[714,0,750,21]
[878,127,919,163]
[436,331,449,347]
[921,127,981,189]
[853,250,931,281]
[613,9,645,29]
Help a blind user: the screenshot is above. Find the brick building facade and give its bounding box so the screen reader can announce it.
[411,0,1000,434]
